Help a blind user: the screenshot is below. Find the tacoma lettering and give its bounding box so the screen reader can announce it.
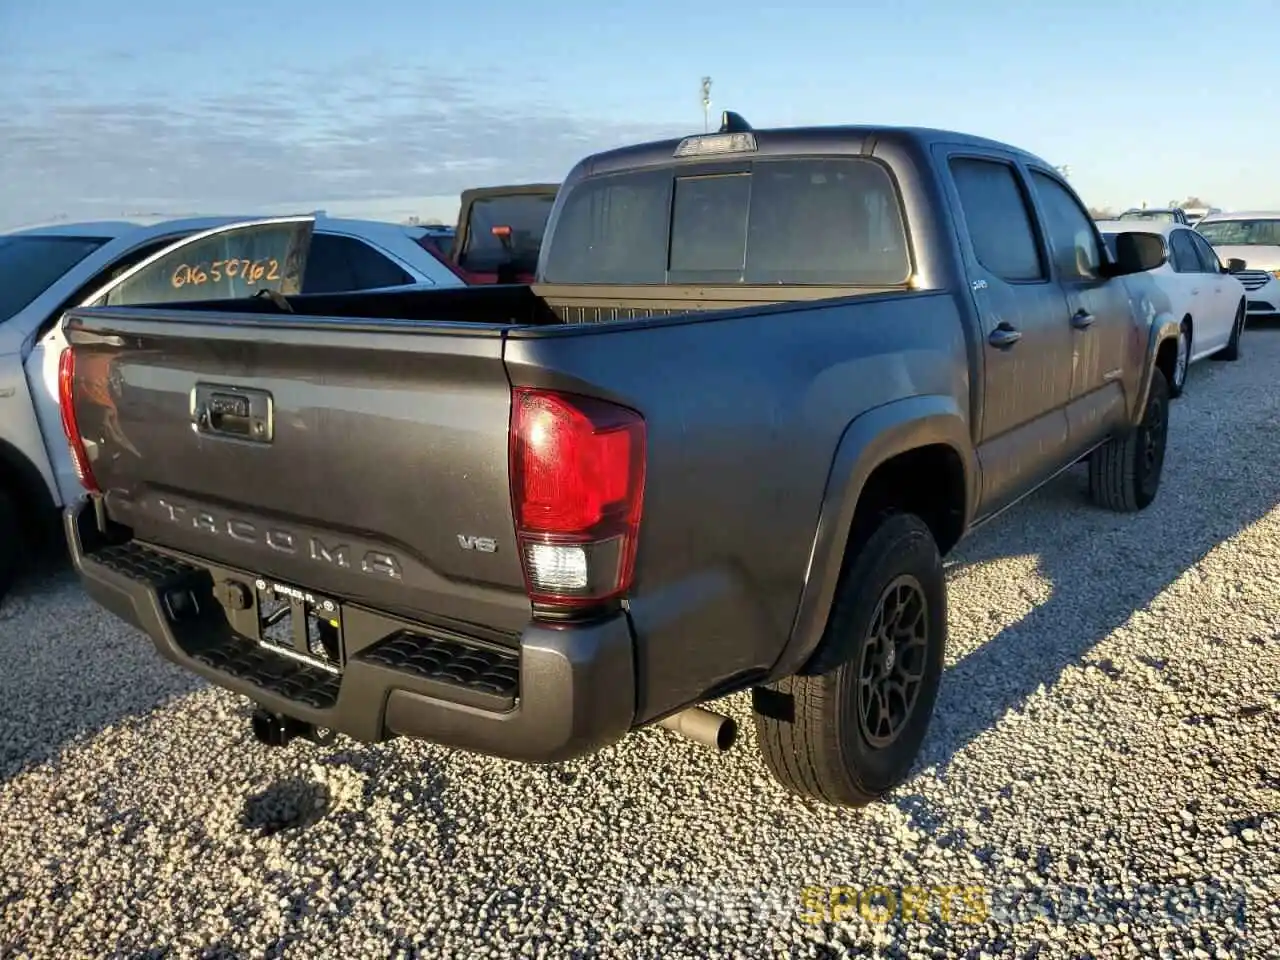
[309,538,350,568]
[153,499,402,580]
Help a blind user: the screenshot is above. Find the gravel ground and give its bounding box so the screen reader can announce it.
[3,332,1280,959]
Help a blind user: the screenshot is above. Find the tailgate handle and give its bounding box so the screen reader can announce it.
[192,384,274,443]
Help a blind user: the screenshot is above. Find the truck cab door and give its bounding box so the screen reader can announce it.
[941,152,1074,519]
[1025,169,1133,452]
[26,216,315,506]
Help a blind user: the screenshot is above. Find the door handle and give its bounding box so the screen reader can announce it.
[988,323,1021,348]
[1071,310,1095,330]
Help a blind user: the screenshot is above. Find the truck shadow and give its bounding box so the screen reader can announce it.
[240,776,334,836]
[920,413,1280,772]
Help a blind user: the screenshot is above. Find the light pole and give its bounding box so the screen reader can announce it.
[701,76,713,133]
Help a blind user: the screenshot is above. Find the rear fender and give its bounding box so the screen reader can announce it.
[768,395,976,681]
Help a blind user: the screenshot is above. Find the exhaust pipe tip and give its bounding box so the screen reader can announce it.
[712,715,737,751]
[658,706,737,752]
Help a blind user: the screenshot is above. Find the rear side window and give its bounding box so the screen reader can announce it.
[103,221,313,306]
[949,158,1044,282]
[1028,171,1101,281]
[542,158,911,286]
[1168,230,1200,274]
[303,234,416,294]
[1188,231,1222,273]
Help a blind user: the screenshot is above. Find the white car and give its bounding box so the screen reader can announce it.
[1115,207,1192,226]
[1095,219,1247,397]
[0,214,464,599]
[1193,211,1280,324]
[1183,206,1222,227]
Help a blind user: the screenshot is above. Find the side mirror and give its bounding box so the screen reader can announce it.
[1227,257,1247,273]
[1104,231,1167,277]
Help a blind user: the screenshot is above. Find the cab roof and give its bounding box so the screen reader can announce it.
[573,116,1054,179]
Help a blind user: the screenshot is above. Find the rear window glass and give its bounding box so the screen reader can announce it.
[669,174,751,278]
[542,158,911,286]
[459,194,557,273]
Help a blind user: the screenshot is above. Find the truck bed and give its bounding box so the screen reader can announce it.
[150,280,906,328]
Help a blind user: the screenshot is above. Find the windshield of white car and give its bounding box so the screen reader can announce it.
[1195,219,1280,247]
[0,235,111,323]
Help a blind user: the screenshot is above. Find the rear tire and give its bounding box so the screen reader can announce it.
[1212,301,1244,361]
[752,512,946,807]
[1087,365,1169,512]
[0,488,19,605]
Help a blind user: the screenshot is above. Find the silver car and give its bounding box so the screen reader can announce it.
[0,214,465,600]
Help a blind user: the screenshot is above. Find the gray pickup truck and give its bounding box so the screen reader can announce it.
[58,113,1177,808]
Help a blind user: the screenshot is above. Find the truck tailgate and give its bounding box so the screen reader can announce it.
[63,309,532,636]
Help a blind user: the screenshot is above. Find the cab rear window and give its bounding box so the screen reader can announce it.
[542,157,911,286]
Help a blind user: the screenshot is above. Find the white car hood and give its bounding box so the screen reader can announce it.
[1211,244,1280,273]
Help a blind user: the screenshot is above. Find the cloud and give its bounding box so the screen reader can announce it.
[0,61,684,230]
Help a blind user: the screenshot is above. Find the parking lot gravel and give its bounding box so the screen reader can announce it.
[3,332,1280,959]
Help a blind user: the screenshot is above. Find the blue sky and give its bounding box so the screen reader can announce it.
[2,0,1276,230]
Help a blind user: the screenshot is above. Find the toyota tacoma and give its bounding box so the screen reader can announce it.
[58,113,1177,807]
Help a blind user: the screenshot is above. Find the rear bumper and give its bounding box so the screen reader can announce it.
[65,498,637,763]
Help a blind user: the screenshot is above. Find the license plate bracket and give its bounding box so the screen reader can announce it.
[253,577,345,672]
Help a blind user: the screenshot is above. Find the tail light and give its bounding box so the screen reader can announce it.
[58,347,99,493]
[509,387,646,609]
